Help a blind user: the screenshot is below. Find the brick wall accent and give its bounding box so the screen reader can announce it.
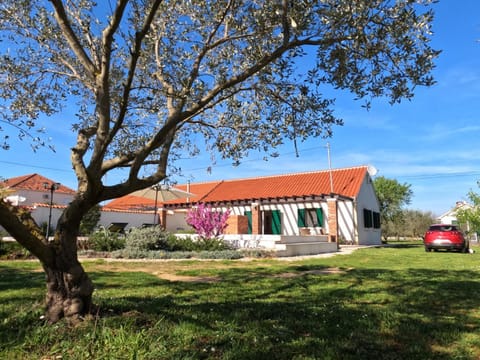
[252,203,262,235]
[327,197,338,243]
[159,209,167,230]
[225,215,249,235]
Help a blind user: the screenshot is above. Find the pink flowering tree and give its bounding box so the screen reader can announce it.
[186,203,231,240]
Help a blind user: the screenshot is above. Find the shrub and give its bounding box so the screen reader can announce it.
[0,240,32,259]
[197,250,243,259]
[111,248,242,260]
[111,248,153,259]
[79,205,101,235]
[239,249,276,258]
[124,226,170,251]
[196,237,232,251]
[108,227,235,259]
[88,227,126,252]
[163,235,198,251]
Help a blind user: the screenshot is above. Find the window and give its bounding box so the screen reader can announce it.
[364,209,381,229]
[363,208,373,228]
[108,222,128,234]
[373,211,381,229]
[298,208,323,227]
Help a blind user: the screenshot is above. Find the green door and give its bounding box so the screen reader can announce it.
[271,210,281,235]
[244,211,252,234]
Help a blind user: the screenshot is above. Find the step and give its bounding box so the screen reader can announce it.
[275,241,338,257]
[276,235,329,245]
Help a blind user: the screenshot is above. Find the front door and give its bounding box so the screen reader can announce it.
[263,210,281,235]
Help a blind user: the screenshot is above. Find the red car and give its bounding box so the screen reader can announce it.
[423,224,469,253]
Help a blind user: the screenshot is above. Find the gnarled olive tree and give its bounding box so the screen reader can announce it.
[0,0,439,323]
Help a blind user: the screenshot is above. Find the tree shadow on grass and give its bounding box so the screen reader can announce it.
[1,263,480,359]
[92,267,480,359]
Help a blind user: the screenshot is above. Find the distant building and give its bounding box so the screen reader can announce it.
[1,174,76,231]
[437,201,472,225]
[1,173,75,207]
[437,201,477,241]
[0,174,154,234]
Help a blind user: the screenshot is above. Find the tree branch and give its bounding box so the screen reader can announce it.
[49,0,97,79]
[0,200,54,264]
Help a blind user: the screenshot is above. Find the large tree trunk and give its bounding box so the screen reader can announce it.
[42,208,95,324]
[0,198,95,323]
[43,254,94,324]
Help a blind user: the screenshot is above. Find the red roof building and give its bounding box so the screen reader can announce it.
[1,173,75,206]
[170,166,366,205]
[104,165,382,246]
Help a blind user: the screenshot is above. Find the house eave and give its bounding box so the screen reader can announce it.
[163,193,354,209]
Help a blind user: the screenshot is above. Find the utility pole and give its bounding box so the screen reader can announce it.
[326,142,334,194]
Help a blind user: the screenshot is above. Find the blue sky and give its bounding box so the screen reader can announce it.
[1,1,480,216]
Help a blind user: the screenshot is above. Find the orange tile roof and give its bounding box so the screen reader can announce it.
[177,166,368,204]
[166,166,367,205]
[104,166,369,209]
[103,181,221,209]
[103,195,157,210]
[1,173,76,194]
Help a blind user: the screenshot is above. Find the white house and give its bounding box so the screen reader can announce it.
[437,201,472,225]
[106,165,382,254]
[0,173,184,234]
[437,201,478,241]
[0,174,76,232]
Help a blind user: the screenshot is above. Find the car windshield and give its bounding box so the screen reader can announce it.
[429,225,458,232]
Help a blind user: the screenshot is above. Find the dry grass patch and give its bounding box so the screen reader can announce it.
[81,259,351,283]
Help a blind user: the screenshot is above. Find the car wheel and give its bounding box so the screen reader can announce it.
[425,247,431,252]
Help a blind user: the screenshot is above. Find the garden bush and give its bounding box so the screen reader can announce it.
[125,227,232,252]
[88,226,238,259]
[0,240,32,259]
[197,250,243,259]
[166,235,231,251]
[163,235,198,251]
[111,248,242,260]
[124,226,171,251]
[195,237,232,251]
[88,227,126,252]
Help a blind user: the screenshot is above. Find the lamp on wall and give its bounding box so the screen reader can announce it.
[43,182,60,240]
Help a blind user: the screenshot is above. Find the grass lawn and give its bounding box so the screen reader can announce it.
[1,243,480,359]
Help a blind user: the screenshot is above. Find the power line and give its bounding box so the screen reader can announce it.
[2,152,479,183]
[0,160,71,173]
[398,171,480,181]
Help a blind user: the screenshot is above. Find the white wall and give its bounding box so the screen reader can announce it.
[100,209,191,233]
[99,210,154,230]
[337,200,355,243]
[163,211,190,232]
[11,189,74,207]
[30,206,64,231]
[355,174,382,245]
[215,201,334,237]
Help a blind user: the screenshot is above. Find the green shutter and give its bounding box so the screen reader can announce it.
[244,211,252,234]
[316,208,324,227]
[298,209,306,227]
[272,210,281,235]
